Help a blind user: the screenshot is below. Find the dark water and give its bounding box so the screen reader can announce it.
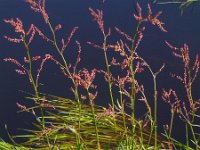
[0,0,200,144]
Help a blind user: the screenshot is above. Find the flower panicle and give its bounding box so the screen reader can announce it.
[134,3,167,32]
[115,27,133,42]
[192,54,200,83]
[61,26,79,53]
[4,58,22,67]
[4,18,25,35]
[89,7,104,33]
[24,56,41,63]
[54,24,62,32]
[4,36,23,43]
[36,54,52,86]
[162,89,181,113]
[25,0,49,23]
[134,27,145,51]
[33,25,52,43]
[73,41,82,72]
[16,102,30,112]
[4,18,25,43]
[87,41,102,50]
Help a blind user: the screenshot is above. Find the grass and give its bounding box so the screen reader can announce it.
[2,94,169,149]
[1,0,200,149]
[154,0,200,13]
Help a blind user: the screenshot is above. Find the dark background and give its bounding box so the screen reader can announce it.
[0,0,200,143]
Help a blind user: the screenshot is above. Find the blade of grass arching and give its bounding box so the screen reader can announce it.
[0,138,28,150]
[161,133,194,149]
[156,1,183,4]
[193,113,200,118]
[5,125,23,147]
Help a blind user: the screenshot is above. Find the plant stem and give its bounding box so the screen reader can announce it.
[119,86,128,142]
[87,89,100,150]
[102,33,117,130]
[169,110,174,139]
[186,124,189,147]
[47,20,82,147]
[128,21,141,134]
[131,22,141,52]
[188,121,198,149]
[129,64,136,133]
[23,38,50,147]
[153,76,158,149]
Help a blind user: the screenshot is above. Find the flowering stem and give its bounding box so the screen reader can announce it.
[23,38,44,126]
[128,21,142,134]
[22,38,50,147]
[86,89,100,150]
[46,20,82,146]
[102,33,117,130]
[153,76,158,149]
[131,22,141,52]
[169,110,174,139]
[188,121,198,149]
[129,64,136,133]
[119,86,128,141]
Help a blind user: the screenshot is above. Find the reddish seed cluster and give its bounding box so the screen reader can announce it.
[61,27,79,53]
[97,105,115,120]
[24,0,49,23]
[134,3,167,32]
[74,68,97,90]
[4,18,25,35]
[26,24,52,45]
[166,41,200,109]
[116,72,132,88]
[162,89,181,113]
[134,27,145,51]
[115,27,133,42]
[89,8,104,33]
[4,58,28,75]
[54,24,62,32]
[73,41,82,72]
[16,102,30,112]
[4,18,25,43]
[162,89,191,121]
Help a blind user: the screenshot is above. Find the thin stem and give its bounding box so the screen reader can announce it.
[119,86,128,142]
[129,64,136,133]
[169,110,174,138]
[188,121,198,149]
[128,21,141,134]
[102,33,117,130]
[23,38,50,147]
[23,39,44,126]
[86,89,100,150]
[131,22,141,52]
[46,20,82,147]
[186,124,189,147]
[153,76,158,149]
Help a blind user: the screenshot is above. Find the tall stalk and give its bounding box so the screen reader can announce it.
[22,38,50,147]
[136,55,164,149]
[169,110,175,139]
[128,22,141,133]
[119,86,128,141]
[46,20,82,147]
[102,32,117,130]
[153,76,158,149]
[86,89,100,150]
